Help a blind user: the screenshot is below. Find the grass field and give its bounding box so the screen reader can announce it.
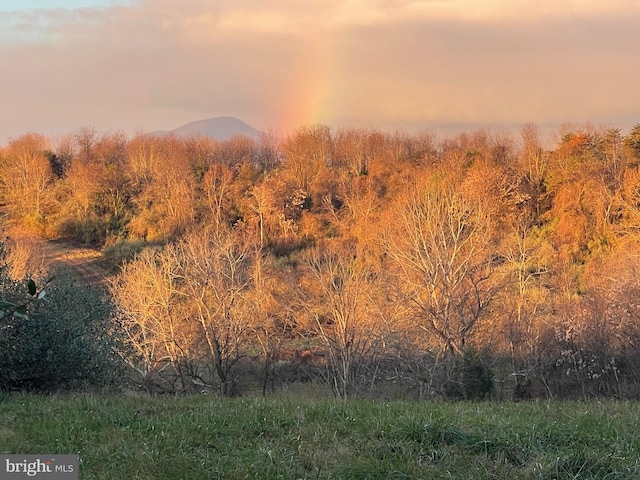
[1,393,639,479]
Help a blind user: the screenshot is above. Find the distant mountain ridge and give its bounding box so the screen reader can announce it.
[156,117,262,141]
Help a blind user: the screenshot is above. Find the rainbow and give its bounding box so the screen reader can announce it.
[277,35,342,131]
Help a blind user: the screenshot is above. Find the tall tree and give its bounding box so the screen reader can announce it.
[301,241,382,399]
[281,125,333,190]
[624,124,640,165]
[178,227,254,396]
[110,246,197,393]
[385,177,498,356]
[0,133,54,233]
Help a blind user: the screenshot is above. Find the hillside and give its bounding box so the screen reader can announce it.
[2,123,640,399]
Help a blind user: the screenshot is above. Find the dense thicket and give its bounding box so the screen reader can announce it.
[2,123,640,398]
[0,243,124,391]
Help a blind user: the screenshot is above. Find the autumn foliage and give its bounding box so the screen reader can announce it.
[3,123,640,399]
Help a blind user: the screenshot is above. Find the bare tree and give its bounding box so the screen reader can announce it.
[385,179,497,356]
[247,182,277,248]
[202,163,235,234]
[110,247,197,393]
[250,248,297,395]
[281,125,333,190]
[301,241,382,399]
[110,223,256,395]
[5,234,49,281]
[0,133,54,232]
[178,227,254,396]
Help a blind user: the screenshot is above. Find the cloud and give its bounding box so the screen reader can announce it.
[1,0,639,143]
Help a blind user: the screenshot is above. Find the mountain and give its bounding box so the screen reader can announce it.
[157,117,262,141]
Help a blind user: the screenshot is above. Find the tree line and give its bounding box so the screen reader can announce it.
[2,123,640,399]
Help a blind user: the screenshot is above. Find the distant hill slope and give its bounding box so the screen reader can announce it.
[156,117,262,141]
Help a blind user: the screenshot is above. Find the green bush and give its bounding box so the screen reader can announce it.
[0,246,126,392]
[444,349,495,400]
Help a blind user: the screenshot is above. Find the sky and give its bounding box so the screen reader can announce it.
[1,0,639,144]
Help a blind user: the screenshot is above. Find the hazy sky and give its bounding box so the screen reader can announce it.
[1,0,639,143]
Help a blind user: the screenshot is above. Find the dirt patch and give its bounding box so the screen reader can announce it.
[46,240,112,292]
[2,223,112,293]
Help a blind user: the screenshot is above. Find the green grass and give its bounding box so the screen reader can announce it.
[1,394,639,479]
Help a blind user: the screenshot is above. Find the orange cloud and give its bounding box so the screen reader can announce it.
[0,0,639,143]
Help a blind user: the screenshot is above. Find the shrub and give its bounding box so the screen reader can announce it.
[102,239,150,269]
[0,244,125,392]
[444,349,495,400]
